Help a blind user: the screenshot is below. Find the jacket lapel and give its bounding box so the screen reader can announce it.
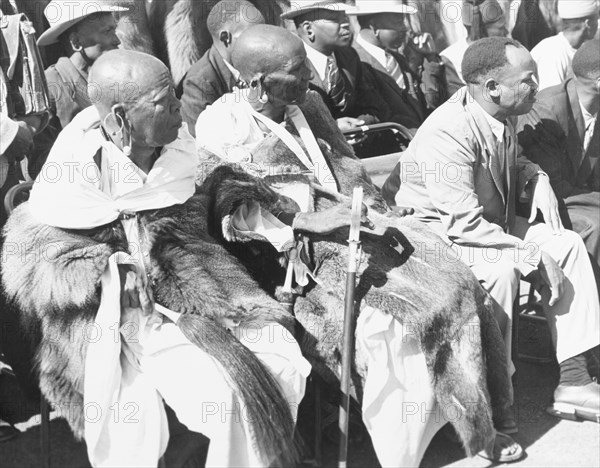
[464,92,506,204]
[353,42,388,75]
[566,79,586,173]
[335,50,355,92]
[210,46,238,91]
[306,58,325,90]
[505,120,518,231]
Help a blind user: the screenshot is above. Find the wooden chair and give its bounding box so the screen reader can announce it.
[301,124,414,466]
[513,283,554,365]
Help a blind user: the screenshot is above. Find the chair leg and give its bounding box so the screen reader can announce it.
[517,283,555,365]
[40,397,50,468]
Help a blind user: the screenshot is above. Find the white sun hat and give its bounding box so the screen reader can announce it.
[345,0,418,16]
[557,0,599,19]
[281,0,350,20]
[37,0,128,47]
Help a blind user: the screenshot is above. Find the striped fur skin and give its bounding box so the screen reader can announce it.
[197,91,513,457]
[0,194,299,467]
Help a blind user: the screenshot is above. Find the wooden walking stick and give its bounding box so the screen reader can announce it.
[338,187,363,468]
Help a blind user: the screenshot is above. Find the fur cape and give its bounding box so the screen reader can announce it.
[0,194,299,466]
[198,91,512,456]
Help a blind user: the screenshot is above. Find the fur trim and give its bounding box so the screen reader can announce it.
[1,197,299,464]
[197,94,513,456]
[115,1,156,55]
[164,0,210,85]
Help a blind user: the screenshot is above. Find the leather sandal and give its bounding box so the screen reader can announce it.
[477,432,524,463]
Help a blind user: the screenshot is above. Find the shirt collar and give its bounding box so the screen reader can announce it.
[304,42,332,82]
[222,57,242,82]
[579,99,597,128]
[469,93,506,142]
[356,33,388,69]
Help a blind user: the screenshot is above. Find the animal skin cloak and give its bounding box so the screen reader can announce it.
[197,91,512,457]
[0,192,299,466]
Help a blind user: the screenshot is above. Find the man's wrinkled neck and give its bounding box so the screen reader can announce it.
[563,29,587,49]
[70,52,91,77]
[247,88,286,123]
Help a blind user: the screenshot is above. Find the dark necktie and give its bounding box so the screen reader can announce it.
[326,55,346,109]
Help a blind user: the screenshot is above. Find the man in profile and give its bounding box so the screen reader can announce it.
[392,37,600,423]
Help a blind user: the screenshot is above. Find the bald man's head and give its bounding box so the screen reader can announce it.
[231,24,305,81]
[88,49,172,114]
[89,49,182,151]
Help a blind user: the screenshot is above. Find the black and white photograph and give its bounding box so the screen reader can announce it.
[0,0,599,466]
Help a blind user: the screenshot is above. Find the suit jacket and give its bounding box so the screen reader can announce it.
[306,46,389,124]
[516,78,599,199]
[353,42,425,131]
[180,46,238,137]
[394,87,542,276]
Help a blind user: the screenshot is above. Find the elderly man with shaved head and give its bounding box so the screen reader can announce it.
[1,49,310,467]
[197,24,524,466]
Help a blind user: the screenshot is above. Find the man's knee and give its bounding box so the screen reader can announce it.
[559,230,588,255]
[570,215,600,242]
[478,258,520,293]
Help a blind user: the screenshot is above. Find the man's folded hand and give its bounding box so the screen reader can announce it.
[530,174,565,234]
[292,201,372,234]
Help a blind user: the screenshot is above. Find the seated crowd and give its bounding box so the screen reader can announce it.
[0,0,598,466]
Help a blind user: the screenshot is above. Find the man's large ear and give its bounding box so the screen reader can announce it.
[68,31,82,52]
[484,78,502,99]
[219,30,233,47]
[249,73,266,90]
[299,20,315,41]
[583,17,598,38]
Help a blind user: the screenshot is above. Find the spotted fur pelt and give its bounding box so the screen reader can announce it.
[198,91,512,457]
[0,194,299,466]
